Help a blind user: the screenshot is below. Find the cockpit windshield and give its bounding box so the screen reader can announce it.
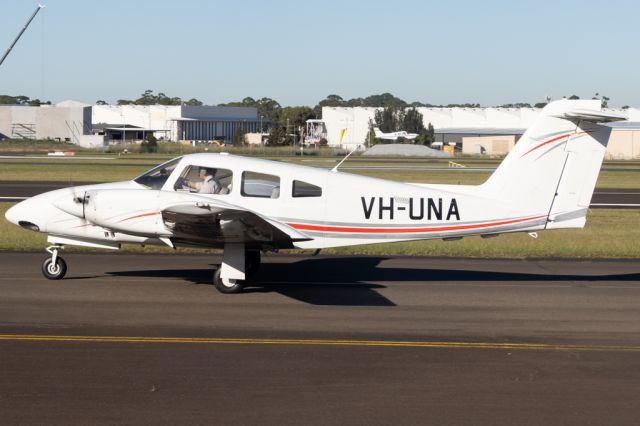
[134,157,182,190]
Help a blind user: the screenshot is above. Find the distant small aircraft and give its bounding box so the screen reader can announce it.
[4,100,625,293]
[374,127,419,141]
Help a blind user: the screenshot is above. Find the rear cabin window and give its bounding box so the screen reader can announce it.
[242,171,280,198]
[292,180,322,198]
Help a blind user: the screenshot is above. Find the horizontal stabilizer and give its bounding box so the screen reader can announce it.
[555,109,626,123]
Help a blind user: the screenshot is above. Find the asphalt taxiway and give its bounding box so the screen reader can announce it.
[1,252,639,424]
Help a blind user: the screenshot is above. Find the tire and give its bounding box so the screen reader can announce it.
[245,250,261,277]
[213,268,244,294]
[42,256,67,280]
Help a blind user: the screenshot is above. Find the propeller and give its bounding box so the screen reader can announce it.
[53,184,88,219]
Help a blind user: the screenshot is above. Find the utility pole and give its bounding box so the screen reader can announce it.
[0,4,45,68]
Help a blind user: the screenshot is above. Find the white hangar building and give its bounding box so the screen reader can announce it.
[92,105,262,143]
[0,100,104,147]
[320,106,640,159]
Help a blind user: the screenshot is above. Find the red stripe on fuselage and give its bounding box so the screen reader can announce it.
[286,215,546,234]
[117,212,160,223]
[520,131,588,159]
[520,133,572,158]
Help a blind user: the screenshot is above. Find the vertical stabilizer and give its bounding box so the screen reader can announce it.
[481,99,625,229]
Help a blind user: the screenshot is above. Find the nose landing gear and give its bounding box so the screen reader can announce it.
[42,245,67,280]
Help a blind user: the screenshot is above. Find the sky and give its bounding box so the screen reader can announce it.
[1,0,639,107]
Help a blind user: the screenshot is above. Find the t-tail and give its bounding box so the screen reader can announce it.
[480,99,625,229]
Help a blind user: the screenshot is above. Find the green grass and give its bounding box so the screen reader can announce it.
[0,164,149,182]
[0,160,640,189]
[0,157,638,188]
[1,202,638,258]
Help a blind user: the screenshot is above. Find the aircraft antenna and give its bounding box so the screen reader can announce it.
[0,4,45,68]
[331,147,357,173]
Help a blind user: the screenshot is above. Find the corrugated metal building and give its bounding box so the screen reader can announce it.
[321,106,640,159]
[92,105,263,143]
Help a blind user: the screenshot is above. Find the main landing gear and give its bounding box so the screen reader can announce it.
[42,245,67,280]
[213,245,261,294]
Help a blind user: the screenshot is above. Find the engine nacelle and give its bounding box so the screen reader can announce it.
[83,189,168,237]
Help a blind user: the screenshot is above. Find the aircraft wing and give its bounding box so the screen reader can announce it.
[160,197,312,248]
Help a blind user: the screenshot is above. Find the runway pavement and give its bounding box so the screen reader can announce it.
[1,180,640,207]
[0,252,639,425]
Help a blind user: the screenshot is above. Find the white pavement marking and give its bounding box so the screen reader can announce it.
[0,156,115,160]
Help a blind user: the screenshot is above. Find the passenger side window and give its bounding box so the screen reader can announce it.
[242,171,280,198]
[292,180,322,198]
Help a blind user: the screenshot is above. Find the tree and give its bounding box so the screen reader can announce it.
[313,94,346,116]
[374,105,399,134]
[592,93,610,108]
[567,95,580,100]
[233,123,246,145]
[279,106,314,130]
[445,103,481,107]
[534,102,548,108]
[220,96,282,121]
[267,123,286,145]
[498,103,532,108]
[364,119,377,147]
[0,95,50,105]
[140,133,158,153]
[116,90,192,106]
[417,123,435,146]
[255,97,282,120]
[27,99,50,106]
[184,98,203,106]
[313,92,411,116]
[364,93,407,107]
[95,100,108,105]
[402,107,426,134]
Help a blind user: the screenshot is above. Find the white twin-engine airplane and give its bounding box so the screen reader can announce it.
[4,100,625,293]
[373,127,419,140]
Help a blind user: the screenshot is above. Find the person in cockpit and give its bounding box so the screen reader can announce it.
[187,167,219,194]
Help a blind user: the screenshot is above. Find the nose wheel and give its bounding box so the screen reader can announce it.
[42,245,67,280]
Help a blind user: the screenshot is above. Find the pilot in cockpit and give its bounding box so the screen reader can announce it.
[187,167,219,194]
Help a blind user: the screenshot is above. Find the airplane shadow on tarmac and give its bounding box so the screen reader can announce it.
[105,256,640,307]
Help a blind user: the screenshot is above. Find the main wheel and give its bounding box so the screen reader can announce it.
[245,250,261,277]
[213,268,244,294]
[42,256,67,280]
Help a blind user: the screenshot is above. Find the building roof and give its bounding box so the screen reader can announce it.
[93,123,168,132]
[435,127,526,135]
[56,100,90,108]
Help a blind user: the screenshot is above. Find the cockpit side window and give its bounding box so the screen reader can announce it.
[174,165,233,195]
[134,157,181,190]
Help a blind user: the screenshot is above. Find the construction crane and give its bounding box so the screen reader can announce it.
[0,4,45,68]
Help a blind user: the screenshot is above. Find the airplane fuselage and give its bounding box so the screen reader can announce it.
[6,153,546,251]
